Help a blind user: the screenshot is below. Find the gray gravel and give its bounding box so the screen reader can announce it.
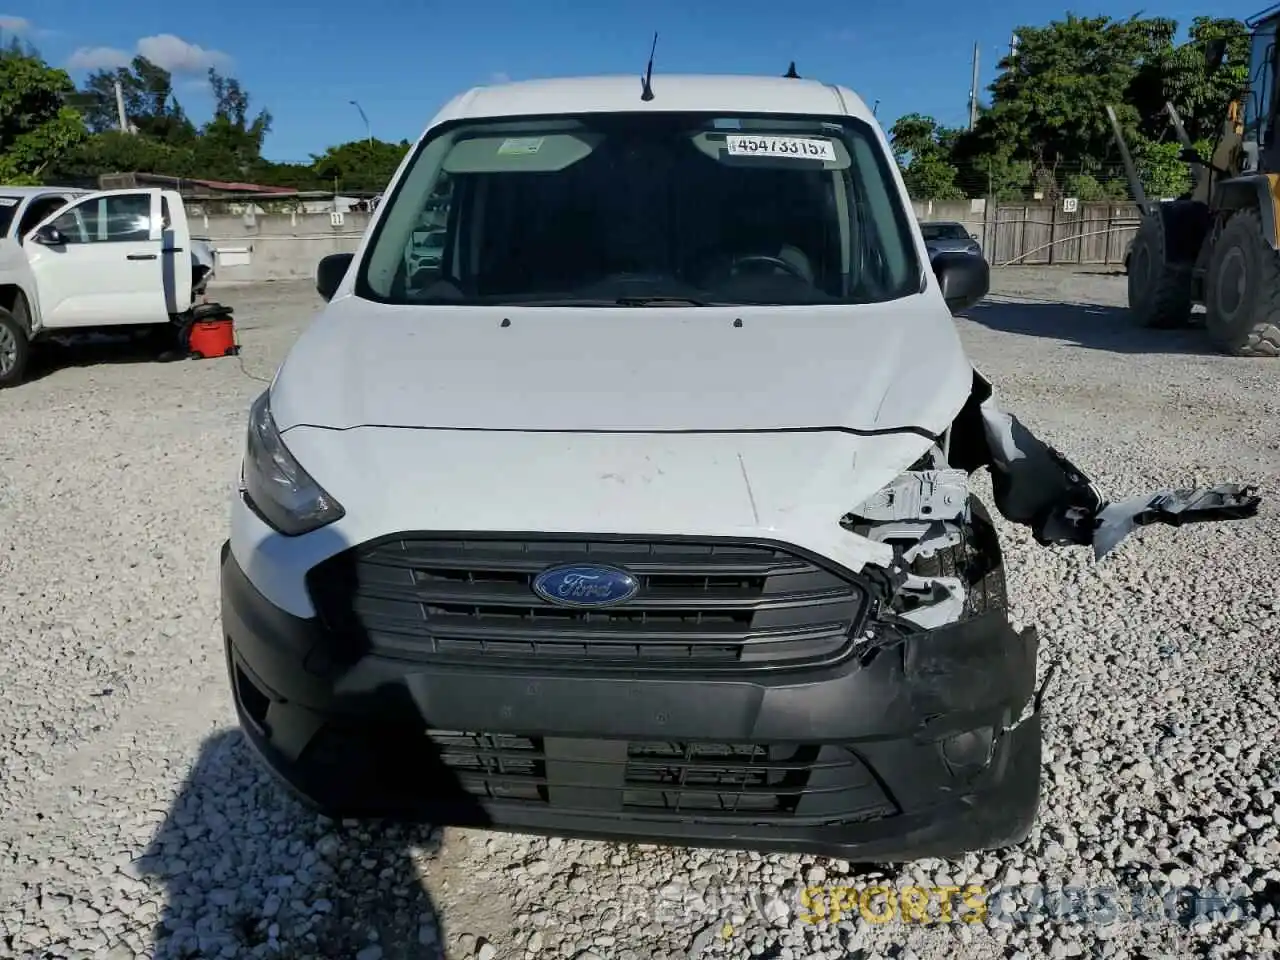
[1,267,1278,960]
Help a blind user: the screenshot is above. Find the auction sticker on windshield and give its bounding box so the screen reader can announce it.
[725,136,834,161]
[498,137,545,156]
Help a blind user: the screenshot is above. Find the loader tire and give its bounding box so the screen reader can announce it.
[1204,208,1280,358]
[0,307,30,389]
[1127,209,1193,329]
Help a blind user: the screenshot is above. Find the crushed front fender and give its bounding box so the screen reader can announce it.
[1091,484,1262,558]
[947,369,1263,557]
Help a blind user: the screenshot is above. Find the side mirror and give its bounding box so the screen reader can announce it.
[969,233,980,241]
[31,224,65,246]
[932,250,989,314]
[316,252,354,302]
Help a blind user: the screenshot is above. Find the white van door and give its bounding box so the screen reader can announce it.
[23,189,171,330]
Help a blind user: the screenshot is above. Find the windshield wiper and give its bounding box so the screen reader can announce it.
[614,296,708,306]
[495,296,713,307]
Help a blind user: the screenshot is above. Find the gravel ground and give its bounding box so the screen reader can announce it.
[1,266,1278,960]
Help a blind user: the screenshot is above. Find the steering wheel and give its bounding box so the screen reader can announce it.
[729,254,809,281]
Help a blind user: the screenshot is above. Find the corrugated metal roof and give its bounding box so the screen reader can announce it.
[185,177,297,194]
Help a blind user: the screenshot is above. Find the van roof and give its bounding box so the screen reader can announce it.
[431,74,878,128]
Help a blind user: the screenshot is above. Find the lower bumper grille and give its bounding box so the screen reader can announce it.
[308,535,869,671]
[429,731,896,822]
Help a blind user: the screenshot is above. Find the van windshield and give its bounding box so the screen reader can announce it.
[358,112,922,307]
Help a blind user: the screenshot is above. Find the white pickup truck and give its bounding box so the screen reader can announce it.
[0,185,214,387]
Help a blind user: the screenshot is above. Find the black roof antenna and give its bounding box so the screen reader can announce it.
[784,61,800,78]
[640,32,658,101]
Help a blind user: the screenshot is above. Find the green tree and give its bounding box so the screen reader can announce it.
[1134,139,1198,198]
[195,67,272,175]
[51,63,289,185]
[968,15,1173,179]
[959,147,1036,201]
[49,130,198,182]
[1131,16,1249,143]
[888,113,963,200]
[940,13,1249,201]
[79,56,198,143]
[311,138,411,193]
[0,43,86,184]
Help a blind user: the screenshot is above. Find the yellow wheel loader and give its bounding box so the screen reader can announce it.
[1113,6,1280,356]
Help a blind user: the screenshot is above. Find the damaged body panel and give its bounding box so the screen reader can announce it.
[841,369,1261,639]
[948,370,1261,559]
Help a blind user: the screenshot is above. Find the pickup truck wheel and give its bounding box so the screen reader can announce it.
[0,308,30,388]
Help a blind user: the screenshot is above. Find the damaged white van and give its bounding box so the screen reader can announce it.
[220,74,1260,860]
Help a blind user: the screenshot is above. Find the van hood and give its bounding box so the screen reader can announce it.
[261,426,938,597]
[269,294,974,437]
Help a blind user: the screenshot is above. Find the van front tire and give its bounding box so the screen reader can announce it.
[0,308,30,389]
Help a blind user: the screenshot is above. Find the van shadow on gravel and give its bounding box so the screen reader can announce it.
[23,332,182,383]
[138,729,453,960]
[964,298,1214,357]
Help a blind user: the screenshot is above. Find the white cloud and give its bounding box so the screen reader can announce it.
[136,34,231,73]
[488,71,511,84]
[0,14,30,33]
[66,45,132,70]
[66,34,231,74]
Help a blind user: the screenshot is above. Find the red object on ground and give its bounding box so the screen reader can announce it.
[187,317,237,359]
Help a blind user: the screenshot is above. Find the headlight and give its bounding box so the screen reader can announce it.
[241,390,345,536]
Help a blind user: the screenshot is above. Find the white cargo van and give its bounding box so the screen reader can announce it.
[220,74,1260,861]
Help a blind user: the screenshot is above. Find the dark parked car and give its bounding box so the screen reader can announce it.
[921,220,983,260]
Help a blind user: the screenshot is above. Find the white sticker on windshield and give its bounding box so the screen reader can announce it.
[725,136,835,161]
[0,198,18,207]
[498,137,545,156]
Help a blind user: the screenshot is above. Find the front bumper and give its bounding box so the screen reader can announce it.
[221,540,1043,862]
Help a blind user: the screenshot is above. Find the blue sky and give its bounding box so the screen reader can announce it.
[6,0,1260,163]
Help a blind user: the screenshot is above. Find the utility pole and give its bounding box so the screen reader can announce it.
[349,100,372,145]
[968,42,980,130]
[113,80,130,133]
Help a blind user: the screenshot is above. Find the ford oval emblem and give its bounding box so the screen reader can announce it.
[532,564,640,608]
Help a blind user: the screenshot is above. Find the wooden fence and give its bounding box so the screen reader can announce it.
[912,199,1143,267]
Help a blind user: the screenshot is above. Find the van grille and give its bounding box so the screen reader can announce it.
[308,536,868,670]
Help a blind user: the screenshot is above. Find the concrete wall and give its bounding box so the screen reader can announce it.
[912,199,988,239]
[195,211,372,283]
[911,198,985,224]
